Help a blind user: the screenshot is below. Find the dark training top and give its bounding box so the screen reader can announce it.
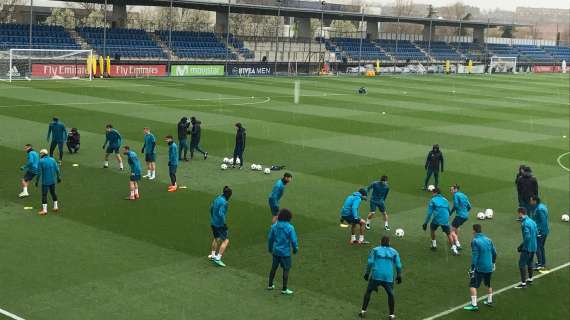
[425,149,444,171]
[235,127,246,148]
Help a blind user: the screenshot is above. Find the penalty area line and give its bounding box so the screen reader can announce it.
[422,262,570,320]
[556,152,570,172]
[0,307,26,320]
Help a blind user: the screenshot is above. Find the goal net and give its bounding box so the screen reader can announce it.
[0,49,93,82]
[489,56,517,74]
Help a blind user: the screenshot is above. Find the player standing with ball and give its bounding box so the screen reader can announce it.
[423,144,444,191]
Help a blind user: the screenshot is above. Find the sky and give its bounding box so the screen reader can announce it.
[31,0,570,11]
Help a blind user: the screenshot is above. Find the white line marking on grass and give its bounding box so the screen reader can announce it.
[423,262,570,320]
[0,307,26,320]
[557,152,570,172]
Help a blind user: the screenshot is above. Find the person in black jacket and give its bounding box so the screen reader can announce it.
[177,117,190,161]
[190,117,208,160]
[66,128,80,154]
[515,165,527,206]
[423,144,444,190]
[233,122,246,169]
[516,166,538,213]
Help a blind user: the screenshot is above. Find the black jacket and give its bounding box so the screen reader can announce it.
[516,171,538,202]
[67,132,80,146]
[177,121,190,140]
[425,150,444,172]
[235,127,246,148]
[191,122,201,142]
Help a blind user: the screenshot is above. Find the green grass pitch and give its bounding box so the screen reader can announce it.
[0,74,568,320]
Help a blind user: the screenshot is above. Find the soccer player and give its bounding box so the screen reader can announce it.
[422,187,454,252]
[123,146,141,200]
[35,149,61,215]
[340,188,369,244]
[267,208,299,295]
[66,128,80,154]
[141,127,157,180]
[516,166,538,216]
[19,144,39,198]
[47,117,67,163]
[423,144,444,190]
[232,122,246,168]
[365,175,390,231]
[463,224,497,311]
[515,207,538,289]
[209,186,233,267]
[529,196,549,272]
[165,135,178,192]
[359,236,402,319]
[102,124,123,170]
[450,184,472,254]
[190,117,208,160]
[268,172,293,224]
[177,117,190,161]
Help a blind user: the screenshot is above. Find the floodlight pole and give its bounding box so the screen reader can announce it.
[358,5,365,72]
[320,1,326,74]
[394,15,400,73]
[224,0,231,75]
[274,0,282,73]
[427,18,433,66]
[27,0,33,76]
[168,0,173,71]
[103,0,107,59]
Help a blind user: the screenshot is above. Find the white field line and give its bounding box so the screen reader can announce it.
[557,152,570,172]
[423,262,570,320]
[0,307,26,320]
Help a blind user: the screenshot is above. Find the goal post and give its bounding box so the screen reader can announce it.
[0,49,93,82]
[489,56,517,74]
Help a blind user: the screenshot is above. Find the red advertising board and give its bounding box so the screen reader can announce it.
[32,64,88,78]
[109,64,166,77]
[532,65,570,73]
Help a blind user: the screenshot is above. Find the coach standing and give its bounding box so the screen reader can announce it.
[177,117,190,161]
[423,144,444,190]
[232,122,246,169]
[516,166,538,215]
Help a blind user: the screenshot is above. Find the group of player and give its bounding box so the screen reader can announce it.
[18,119,553,319]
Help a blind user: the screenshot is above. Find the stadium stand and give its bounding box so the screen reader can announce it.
[242,38,325,62]
[155,31,236,60]
[0,24,80,50]
[414,41,462,61]
[513,44,553,63]
[77,27,165,59]
[328,37,390,61]
[486,43,520,57]
[451,42,487,62]
[543,46,570,62]
[375,39,427,61]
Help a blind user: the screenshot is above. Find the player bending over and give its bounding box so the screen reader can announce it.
[123,146,141,200]
[209,186,233,267]
[19,144,39,198]
[515,207,538,289]
[464,224,497,311]
[103,124,123,170]
[165,135,179,192]
[340,188,369,245]
[450,185,472,253]
[66,128,80,154]
[47,117,67,163]
[267,208,299,295]
[365,175,390,231]
[36,149,61,215]
[359,236,402,319]
[268,173,293,224]
[422,187,455,253]
[141,127,157,180]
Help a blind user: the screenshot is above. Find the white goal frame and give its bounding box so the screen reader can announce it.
[489,56,517,74]
[3,48,93,82]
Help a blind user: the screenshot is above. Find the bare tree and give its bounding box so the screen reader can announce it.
[0,0,22,23]
[45,8,76,28]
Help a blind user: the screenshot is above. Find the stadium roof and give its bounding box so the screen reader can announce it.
[59,0,527,28]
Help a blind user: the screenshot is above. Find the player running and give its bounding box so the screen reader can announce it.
[103,124,124,170]
[36,149,61,215]
[365,175,390,231]
[123,146,141,200]
[267,208,299,295]
[463,224,497,311]
[340,188,369,245]
[268,173,293,224]
[47,117,67,163]
[450,184,472,253]
[423,144,444,190]
[141,127,157,180]
[515,207,538,289]
[190,117,208,160]
[209,186,233,267]
[232,122,246,168]
[19,144,39,198]
[422,187,454,253]
[359,236,402,319]
[165,135,179,192]
[177,117,190,161]
[529,196,549,272]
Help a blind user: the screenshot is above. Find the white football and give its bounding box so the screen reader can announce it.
[427,185,435,191]
[256,164,263,171]
[562,214,570,222]
[235,158,241,165]
[264,168,271,174]
[395,228,405,238]
[485,209,494,219]
[476,212,486,220]
[220,164,228,170]
[250,164,257,170]
[223,157,230,164]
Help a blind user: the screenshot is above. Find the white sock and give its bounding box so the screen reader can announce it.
[455,240,461,247]
[134,188,139,195]
[487,293,493,303]
[384,221,389,227]
[104,161,109,166]
[359,235,364,242]
[147,170,151,176]
[53,201,58,209]
[351,235,356,242]
[211,250,216,257]
[152,170,156,178]
[432,240,437,247]
[365,219,370,224]
[119,162,124,169]
[23,187,28,193]
[471,296,477,306]
[216,254,222,260]
[130,191,135,197]
[42,204,47,212]
[452,245,457,250]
